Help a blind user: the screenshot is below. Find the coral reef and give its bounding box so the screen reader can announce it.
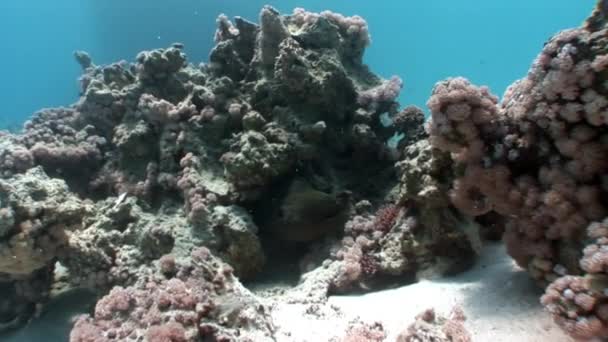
[325,192,474,294]
[11,0,608,338]
[0,167,86,275]
[426,7,608,286]
[424,1,608,339]
[0,6,475,339]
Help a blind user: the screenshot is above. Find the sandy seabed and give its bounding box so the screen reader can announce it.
[271,243,572,342]
[1,243,570,342]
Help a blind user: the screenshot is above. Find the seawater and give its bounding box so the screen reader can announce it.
[0,0,593,130]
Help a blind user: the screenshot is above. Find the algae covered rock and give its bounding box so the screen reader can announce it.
[0,167,89,332]
[0,167,88,275]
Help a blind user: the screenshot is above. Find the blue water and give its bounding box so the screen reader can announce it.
[0,0,594,130]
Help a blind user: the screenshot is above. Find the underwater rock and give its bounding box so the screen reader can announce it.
[397,140,478,267]
[74,51,93,70]
[392,105,427,146]
[257,6,290,70]
[397,140,452,209]
[0,134,34,178]
[210,14,258,81]
[289,8,371,64]
[135,46,187,85]
[0,167,88,331]
[0,268,54,333]
[0,167,88,276]
[209,205,265,279]
[59,196,179,290]
[220,130,295,189]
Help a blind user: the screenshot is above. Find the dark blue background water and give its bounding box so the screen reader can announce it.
[0,0,594,130]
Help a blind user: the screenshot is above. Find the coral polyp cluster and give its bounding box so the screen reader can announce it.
[425,1,608,339]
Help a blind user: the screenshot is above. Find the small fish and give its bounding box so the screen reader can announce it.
[113,193,127,210]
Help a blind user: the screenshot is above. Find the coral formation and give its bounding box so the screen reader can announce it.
[70,247,274,341]
[6,1,608,340]
[0,6,475,339]
[396,307,471,342]
[541,219,608,340]
[338,321,386,342]
[426,9,608,286]
[9,1,608,339]
[424,1,608,339]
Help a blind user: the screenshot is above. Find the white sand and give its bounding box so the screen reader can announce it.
[272,243,573,342]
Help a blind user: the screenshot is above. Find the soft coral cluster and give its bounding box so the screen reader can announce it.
[18,108,106,188]
[427,25,608,285]
[0,167,87,276]
[337,321,386,342]
[541,219,608,340]
[328,196,473,293]
[426,1,608,339]
[426,77,508,217]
